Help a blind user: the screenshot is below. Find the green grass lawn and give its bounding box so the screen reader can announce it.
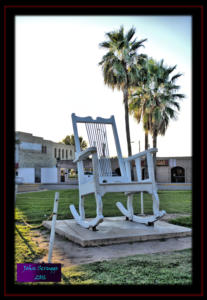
[15,189,192,224]
[15,189,192,286]
[168,216,192,228]
[60,249,192,285]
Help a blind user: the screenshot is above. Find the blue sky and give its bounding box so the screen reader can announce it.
[15,15,192,157]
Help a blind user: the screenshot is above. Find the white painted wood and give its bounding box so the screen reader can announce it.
[125,148,158,161]
[111,115,128,179]
[147,152,156,184]
[72,113,114,124]
[125,160,131,181]
[127,194,134,219]
[70,113,166,229]
[73,147,97,163]
[135,158,142,182]
[70,204,104,229]
[117,200,165,225]
[48,192,59,263]
[116,202,132,219]
[79,195,85,220]
[132,212,165,224]
[141,192,144,215]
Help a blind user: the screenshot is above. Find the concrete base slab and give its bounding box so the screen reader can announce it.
[43,216,191,247]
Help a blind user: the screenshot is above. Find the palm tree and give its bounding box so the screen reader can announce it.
[147,60,185,169]
[129,93,150,150]
[129,58,185,177]
[62,134,87,151]
[99,26,147,156]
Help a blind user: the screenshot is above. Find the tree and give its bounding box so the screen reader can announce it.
[128,56,150,150]
[129,58,185,177]
[148,59,185,171]
[99,26,147,156]
[62,134,87,151]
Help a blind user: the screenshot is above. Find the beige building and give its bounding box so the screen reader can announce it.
[15,131,75,183]
[57,156,192,184]
[15,132,191,185]
[154,157,192,183]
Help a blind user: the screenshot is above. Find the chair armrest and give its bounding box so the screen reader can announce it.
[73,147,97,163]
[125,148,158,162]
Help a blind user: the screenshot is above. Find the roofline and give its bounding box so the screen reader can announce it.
[15,131,74,148]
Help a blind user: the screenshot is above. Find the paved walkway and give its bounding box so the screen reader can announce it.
[17,183,191,193]
[33,227,192,267]
[31,214,191,267]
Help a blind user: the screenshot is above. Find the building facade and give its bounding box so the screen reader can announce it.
[15,132,191,185]
[57,156,192,184]
[154,157,192,183]
[15,131,75,183]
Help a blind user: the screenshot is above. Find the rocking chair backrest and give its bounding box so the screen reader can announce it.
[71,113,128,183]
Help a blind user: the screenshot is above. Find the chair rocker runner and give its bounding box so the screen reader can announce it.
[69,113,166,230]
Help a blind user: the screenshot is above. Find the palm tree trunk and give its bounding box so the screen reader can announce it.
[145,132,148,150]
[152,129,157,180]
[123,87,132,157]
[144,132,149,179]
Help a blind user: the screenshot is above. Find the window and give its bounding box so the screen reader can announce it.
[62,149,64,159]
[70,150,72,157]
[58,149,61,159]
[54,148,57,158]
[171,167,185,183]
[42,145,47,153]
[66,150,68,159]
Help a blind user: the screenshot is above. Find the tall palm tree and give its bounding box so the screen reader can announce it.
[99,26,147,156]
[147,60,185,168]
[128,57,150,150]
[129,58,185,177]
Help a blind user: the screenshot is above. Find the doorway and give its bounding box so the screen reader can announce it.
[171,166,185,183]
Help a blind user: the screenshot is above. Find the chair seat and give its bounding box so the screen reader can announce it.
[100,180,152,185]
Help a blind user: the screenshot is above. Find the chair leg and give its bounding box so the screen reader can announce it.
[116,191,166,225]
[127,194,134,220]
[69,192,104,230]
[95,192,104,218]
[152,190,166,218]
[79,195,85,220]
[152,190,159,215]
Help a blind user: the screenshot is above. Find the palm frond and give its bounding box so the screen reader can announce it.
[126,27,136,42]
[171,73,183,82]
[171,93,185,99]
[167,64,177,75]
[99,41,111,48]
[131,39,147,51]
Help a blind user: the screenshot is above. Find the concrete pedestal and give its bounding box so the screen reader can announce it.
[43,216,191,247]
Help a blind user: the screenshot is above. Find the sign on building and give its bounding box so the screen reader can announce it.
[156,160,169,166]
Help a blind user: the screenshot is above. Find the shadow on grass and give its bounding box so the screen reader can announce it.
[15,225,36,256]
[61,272,71,284]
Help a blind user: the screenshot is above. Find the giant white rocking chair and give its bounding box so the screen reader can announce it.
[69,113,166,230]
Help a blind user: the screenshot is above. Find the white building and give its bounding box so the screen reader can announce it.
[15,132,75,184]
